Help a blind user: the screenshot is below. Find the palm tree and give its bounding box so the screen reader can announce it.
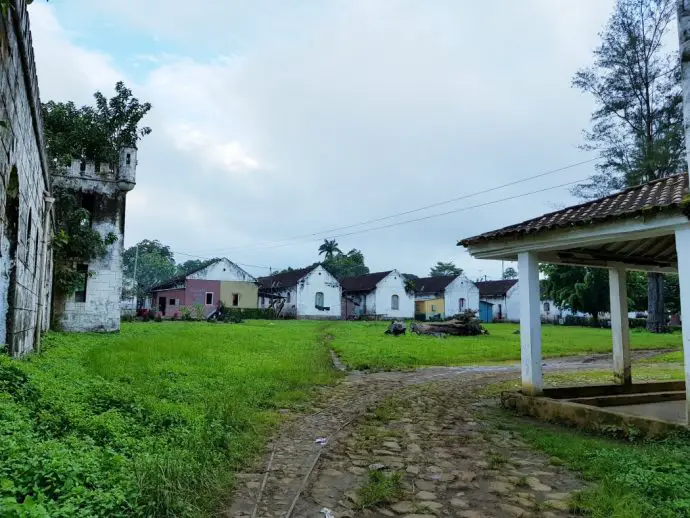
[318,239,342,260]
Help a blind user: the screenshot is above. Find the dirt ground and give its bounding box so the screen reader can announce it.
[226,352,662,518]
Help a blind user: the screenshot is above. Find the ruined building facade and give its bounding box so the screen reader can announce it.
[0,0,54,355]
[51,151,136,332]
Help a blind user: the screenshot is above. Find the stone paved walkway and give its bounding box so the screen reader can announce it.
[227,352,664,518]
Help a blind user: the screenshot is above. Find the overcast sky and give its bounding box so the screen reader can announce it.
[29,0,621,280]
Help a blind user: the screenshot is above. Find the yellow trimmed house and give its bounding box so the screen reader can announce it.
[413,274,480,320]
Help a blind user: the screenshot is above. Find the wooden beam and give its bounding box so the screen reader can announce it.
[518,251,542,395]
[609,264,631,385]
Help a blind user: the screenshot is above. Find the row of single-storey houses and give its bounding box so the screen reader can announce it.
[149,258,579,322]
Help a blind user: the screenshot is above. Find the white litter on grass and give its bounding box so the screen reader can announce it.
[320,508,334,518]
[315,437,328,446]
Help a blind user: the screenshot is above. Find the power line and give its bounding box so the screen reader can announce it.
[193,156,600,255]
[178,177,586,257]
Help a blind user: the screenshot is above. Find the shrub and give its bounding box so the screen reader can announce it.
[172,312,180,321]
[193,304,205,321]
[179,306,193,321]
[121,313,134,323]
[154,312,163,322]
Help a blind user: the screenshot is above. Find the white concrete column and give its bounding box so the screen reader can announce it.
[609,264,631,385]
[675,225,690,423]
[518,252,543,395]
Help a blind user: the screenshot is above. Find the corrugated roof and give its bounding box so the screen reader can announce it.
[476,279,518,298]
[413,275,457,295]
[460,173,689,246]
[258,265,318,290]
[340,271,392,293]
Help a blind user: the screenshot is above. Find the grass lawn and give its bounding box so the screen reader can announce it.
[329,321,682,370]
[487,367,690,518]
[0,321,336,517]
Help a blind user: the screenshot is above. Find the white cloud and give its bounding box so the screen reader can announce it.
[29,0,628,280]
[170,123,259,173]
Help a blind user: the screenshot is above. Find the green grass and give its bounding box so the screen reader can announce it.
[0,321,336,517]
[357,470,404,509]
[506,421,690,518]
[330,322,681,370]
[646,350,684,363]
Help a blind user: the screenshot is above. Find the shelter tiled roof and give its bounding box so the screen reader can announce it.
[340,271,392,293]
[413,275,457,295]
[476,279,517,298]
[460,173,689,246]
[258,265,318,290]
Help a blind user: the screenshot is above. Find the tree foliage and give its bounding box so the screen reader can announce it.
[51,188,117,296]
[317,239,342,260]
[541,264,662,319]
[45,83,151,299]
[429,261,463,277]
[573,0,682,332]
[322,249,369,279]
[43,82,152,167]
[122,240,176,300]
[502,267,518,279]
[572,0,683,199]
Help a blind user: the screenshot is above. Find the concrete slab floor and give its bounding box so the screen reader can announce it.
[607,400,687,424]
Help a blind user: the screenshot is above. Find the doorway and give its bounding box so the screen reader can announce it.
[158,296,166,315]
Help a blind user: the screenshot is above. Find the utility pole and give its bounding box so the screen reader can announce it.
[132,244,139,309]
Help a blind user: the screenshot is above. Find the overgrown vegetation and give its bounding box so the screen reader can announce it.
[0,321,335,516]
[510,422,690,517]
[44,83,152,299]
[357,470,404,509]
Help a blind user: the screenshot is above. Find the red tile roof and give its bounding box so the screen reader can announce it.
[460,174,689,246]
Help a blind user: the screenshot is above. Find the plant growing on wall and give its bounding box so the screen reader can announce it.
[51,187,117,296]
[44,83,152,299]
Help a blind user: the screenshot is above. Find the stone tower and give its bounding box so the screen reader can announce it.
[50,148,137,332]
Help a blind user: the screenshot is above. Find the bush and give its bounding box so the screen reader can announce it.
[414,313,426,321]
[629,318,647,329]
[215,305,277,322]
[154,312,163,322]
[121,313,134,323]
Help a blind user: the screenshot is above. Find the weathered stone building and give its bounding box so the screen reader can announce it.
[0,0,54,355]
[51,150,136,332]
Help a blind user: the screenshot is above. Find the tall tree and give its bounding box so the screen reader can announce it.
[318,239,342,260]
[502,267,518,279]
[542,265,655,319]
[122,240,176,301]
[429,262,463,277]
[323,249,369,279]
[573,0,683,332]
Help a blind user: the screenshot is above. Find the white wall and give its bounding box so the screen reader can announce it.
[286,265,341,318]
[373,270,415,319]
[60,220,123,332]
[444,274,480,317]
[188,258,256,282]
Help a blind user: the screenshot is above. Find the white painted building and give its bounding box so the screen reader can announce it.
[476,279,520,322]
[258,265,341,319]
[414,274,480,319]
[341,270,415,319]
[51,149,137,332]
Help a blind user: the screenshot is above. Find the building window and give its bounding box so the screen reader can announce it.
[543,302,551,312]
[232,293,240,306]
[74,264,88,303]
[205,292,213,305]
[260,296,265,307]
[498,304,503,318]
[391,294,399,310]
[286,292,291,303]
[315,291,324,308]
[95,161,101,173]
[80,159,86,172]
[459,298,466,311]
[81,193,95,227]
[169,298,176,306]
[431,304,437,312]
[126,153,132,165]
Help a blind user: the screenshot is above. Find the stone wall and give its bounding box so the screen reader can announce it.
[0,0,53,355]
